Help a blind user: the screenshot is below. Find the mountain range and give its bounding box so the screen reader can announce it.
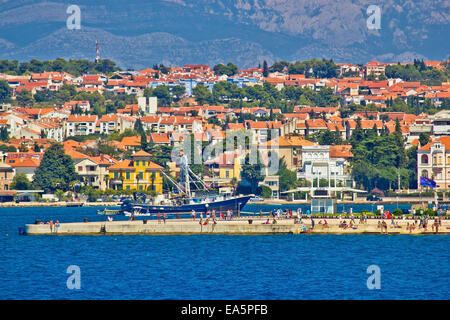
[0,0,448,69]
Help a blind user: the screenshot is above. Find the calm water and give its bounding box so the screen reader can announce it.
[0,205,449,300]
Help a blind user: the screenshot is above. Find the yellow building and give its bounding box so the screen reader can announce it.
[108,150,164,193]
[218,154,242,181]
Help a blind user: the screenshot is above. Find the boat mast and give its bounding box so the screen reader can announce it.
[180,152,191,197]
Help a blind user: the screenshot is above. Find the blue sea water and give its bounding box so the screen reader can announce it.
[0,205,449,300]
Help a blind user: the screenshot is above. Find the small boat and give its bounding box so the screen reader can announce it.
[66,202,84,207]
[97,209,121,215]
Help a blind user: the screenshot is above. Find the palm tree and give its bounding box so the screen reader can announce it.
[136,172,143,191]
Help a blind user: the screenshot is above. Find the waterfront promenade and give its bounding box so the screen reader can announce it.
[25,216,450,235]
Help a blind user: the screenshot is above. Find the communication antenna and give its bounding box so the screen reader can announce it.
[95,40,100,63]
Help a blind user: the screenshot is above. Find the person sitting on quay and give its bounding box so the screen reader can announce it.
[263,218,270,225]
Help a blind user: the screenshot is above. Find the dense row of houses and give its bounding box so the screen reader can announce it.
[0,59,449,196]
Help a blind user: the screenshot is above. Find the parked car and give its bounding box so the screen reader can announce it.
[366,195,382,201]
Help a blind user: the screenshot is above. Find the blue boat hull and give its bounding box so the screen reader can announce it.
[121,195,252,215]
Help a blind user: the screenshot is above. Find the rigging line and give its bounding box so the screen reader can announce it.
[188,167,208,189]
[160,170,185,194]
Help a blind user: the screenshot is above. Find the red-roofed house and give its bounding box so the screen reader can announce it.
[66,115,98,137]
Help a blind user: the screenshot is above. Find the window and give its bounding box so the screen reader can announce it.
[78,166,82,172]
[126,172,131,180]
[421,155,428,164]
[114,172,119,179]
[226,170,230,178]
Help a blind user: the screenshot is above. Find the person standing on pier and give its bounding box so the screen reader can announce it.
[191,210,196,221]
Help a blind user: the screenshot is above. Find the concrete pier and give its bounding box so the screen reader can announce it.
[25,218,450,235]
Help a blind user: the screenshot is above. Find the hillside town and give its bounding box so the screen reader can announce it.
[0,58,449,203]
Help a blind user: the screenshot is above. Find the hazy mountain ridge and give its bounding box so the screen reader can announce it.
[0,0,448,68]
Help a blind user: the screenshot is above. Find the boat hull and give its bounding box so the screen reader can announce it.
[121,195,252,215]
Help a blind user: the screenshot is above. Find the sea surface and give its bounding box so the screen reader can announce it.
[0,204,449,300]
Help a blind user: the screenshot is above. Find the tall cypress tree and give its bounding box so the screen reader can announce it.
[263,60,269,78]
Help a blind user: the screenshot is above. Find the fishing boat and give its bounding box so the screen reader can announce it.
[102,153,252,217]
[120,195,252,216]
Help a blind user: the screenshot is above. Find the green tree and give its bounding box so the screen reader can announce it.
[16,89,34,107]
[171,85,186,100]
[0,80,12,103]
[263,60,269,77]
[419,132,430,147]
[192,84,213,105]
[10,173,31,190]
[350,118,364,148]
[240,149,265,194]
[152,85,172,106]
[32,143,77,192]
[277,159,298,192]
[213,62,238,76]
[0,126,9,142]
